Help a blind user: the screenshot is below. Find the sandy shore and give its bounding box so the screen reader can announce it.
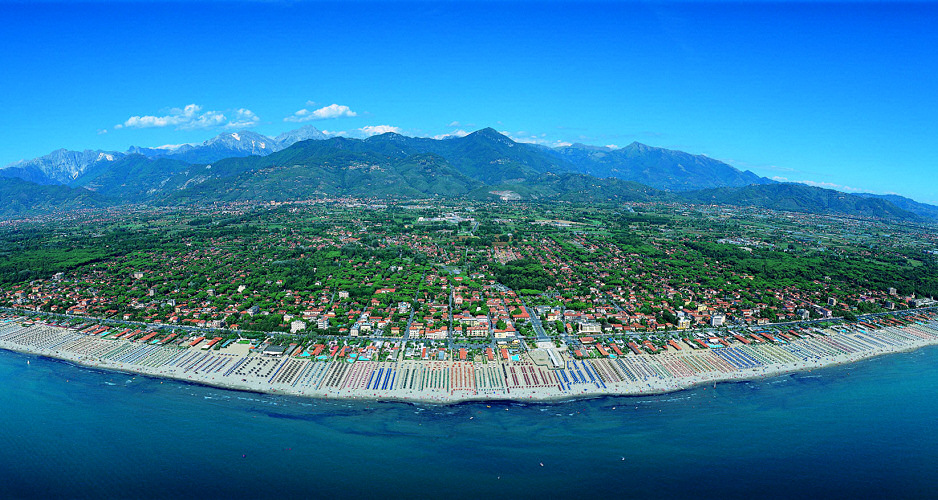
[2,319,938,405]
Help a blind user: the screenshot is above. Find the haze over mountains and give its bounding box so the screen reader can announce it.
[546,141,770,191]
[0,125,328,185]
[1,126,935,221]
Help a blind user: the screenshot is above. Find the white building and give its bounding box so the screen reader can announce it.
[290,320,306,333]
[578,322,601,334]
[711,314,725,327]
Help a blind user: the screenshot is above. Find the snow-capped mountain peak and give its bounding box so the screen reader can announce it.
[1,125,329,185]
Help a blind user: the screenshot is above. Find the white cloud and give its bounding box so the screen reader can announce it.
[155,143,192,150]
[97,129,108,135]
[285,103,357,122]
[774,177,866,193]
[119,104,202,129]
[315,104,356,119]
[605,144,618,149]
[321,125,403,138]
[795,179,864,192]
[503,130,571,148]
[358,125,401,136]
[432,129,469,140]
[315,126,402,138]
[447,120,476,128]
[225,108,260,129]
[115,104,257,131]
[185,110,226,130]
[320,130,348,137]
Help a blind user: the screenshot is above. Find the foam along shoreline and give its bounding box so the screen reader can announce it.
[2,316,938,405]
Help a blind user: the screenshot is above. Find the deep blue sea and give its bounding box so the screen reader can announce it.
[2,347,938,499]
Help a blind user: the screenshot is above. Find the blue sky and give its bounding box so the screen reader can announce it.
[2,1,936,203]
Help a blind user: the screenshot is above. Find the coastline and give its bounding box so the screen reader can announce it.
[3,318,938,405]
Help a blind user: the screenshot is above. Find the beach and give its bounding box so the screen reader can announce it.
[2,316,938,405]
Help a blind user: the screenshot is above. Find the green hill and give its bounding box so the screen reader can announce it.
[680,183,918,220]
[856,193,938,220]
[0,177,107,217]
[470,173,671,203]
[162,150,482,203]
[547,142,771,191]
[69,155,194,202]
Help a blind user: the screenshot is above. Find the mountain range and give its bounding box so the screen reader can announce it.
[0,177,106,215]
[0,125,327,186]
[1,126,935,222]
[855,193,938,220]
[545,141,771,191]
[680,184,916,220]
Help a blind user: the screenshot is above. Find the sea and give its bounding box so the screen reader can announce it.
[2,347,938,500]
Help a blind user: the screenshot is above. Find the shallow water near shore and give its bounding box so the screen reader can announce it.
[2,346,938,499]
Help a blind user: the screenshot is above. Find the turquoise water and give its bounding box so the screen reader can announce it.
[2,347,938,499]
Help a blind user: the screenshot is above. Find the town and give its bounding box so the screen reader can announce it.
[1,198,936,387]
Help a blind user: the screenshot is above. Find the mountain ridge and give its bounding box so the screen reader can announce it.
[0,127,929,223]
[1,126,332,185]
[0,149,120,185]
[548,141,772,191]
[855,193,938,220]
[679,183,919,221]
[1,126,773,192]
[0,177,106,216]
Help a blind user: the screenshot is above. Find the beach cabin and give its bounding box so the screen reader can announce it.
[733,334,751,344]
[203,337,223,350]
[139,331,159,343]
[264,344,288,356]
[627,342,642,355]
